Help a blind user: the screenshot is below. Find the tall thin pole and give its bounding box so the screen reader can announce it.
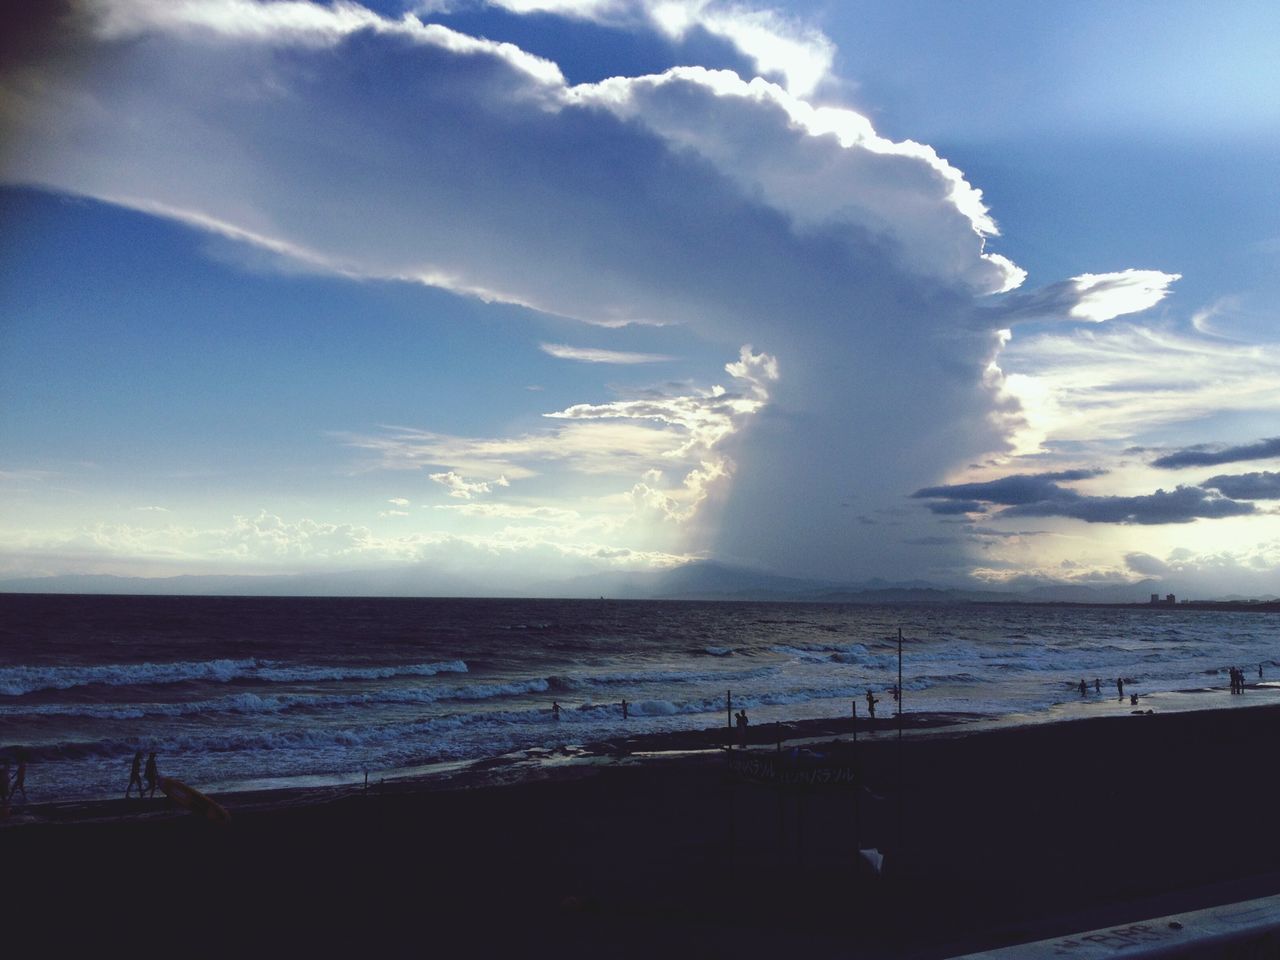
[897,627,904,854]
[897,627,904,722]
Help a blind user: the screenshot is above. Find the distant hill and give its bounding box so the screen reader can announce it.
[542,562,1165,605]
[543,561,841,600]
[0,562,1198,605]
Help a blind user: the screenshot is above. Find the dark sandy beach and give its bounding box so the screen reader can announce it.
[7,702,1280,956]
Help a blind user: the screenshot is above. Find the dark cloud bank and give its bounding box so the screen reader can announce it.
[913,471,1257,525]
[1152,436,1280,469]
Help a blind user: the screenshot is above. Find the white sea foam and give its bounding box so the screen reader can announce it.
[0,657,468,696]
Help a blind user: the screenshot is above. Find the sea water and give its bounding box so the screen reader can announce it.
[1,594,1277,800]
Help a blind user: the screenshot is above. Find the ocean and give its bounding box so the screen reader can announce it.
[2,593,1277,801]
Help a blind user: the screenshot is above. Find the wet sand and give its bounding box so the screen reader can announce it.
[7,699,1280,956]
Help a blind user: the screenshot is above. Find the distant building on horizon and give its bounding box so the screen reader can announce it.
[1149,593,1176,605]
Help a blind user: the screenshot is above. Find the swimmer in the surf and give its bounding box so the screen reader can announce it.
[126,751,145,798]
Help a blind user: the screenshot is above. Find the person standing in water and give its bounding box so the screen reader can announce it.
[143,752,159,798]
[1117,677,1125,700]
[551,701,561,721]
[125,751,145,798]
[9,756,27,802]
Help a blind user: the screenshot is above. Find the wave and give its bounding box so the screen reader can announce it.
[1,664,774,721]
[546,665,766,692]
[0,658,468,696]
[0,675,550,721]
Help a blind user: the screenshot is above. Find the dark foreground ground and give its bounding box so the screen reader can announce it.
[7,705,1280,957]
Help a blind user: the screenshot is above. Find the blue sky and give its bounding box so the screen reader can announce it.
[2,0,1279,596]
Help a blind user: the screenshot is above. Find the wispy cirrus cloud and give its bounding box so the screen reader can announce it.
[993,325,1280,456]
[539,343,674,364]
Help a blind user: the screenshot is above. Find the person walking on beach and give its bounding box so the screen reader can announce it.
[1094,678,1101,693]
[865,689,878,732]
[736,709,749,748]
[126,750,145,798]
[143,751,159,798]
[1078,679,1087,696]
[1117,677,1125,700]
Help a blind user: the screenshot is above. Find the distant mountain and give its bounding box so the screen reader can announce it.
[549,562,1164,604]
[545,561,840,600]
[0,561,1177,605]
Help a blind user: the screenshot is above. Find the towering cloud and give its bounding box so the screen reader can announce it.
[0,0,1185,581]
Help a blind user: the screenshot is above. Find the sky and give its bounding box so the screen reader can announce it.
[2,0,1279,597]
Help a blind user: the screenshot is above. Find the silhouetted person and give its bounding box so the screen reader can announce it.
[736,709,749,748]
[9,758,27,802]
[126,751,145,798]
[144,752,159,798]
[1130,693,1139,706]
[865,689,878,731]
[1078,679,1087,696]
[551,701,561,721]
[621,699,628,719]
[1094,678,1101,693]
[1117,677,1124,700]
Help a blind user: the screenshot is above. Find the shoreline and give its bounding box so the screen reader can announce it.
[7,680,1278,824]
[8,696,1280,955]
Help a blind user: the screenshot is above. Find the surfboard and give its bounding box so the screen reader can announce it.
[158,776,231,824]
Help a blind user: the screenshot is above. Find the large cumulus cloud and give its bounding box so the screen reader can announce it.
[0,0,1178,579]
